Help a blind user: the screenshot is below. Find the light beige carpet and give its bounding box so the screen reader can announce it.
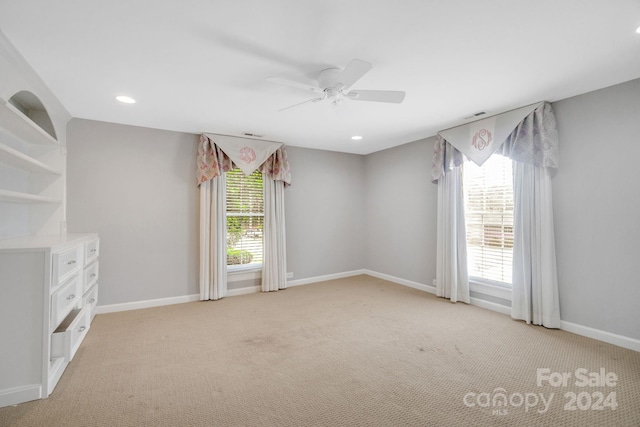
[1,275,639,426]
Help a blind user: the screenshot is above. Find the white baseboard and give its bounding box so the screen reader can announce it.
[560,320,640,352]
[95,288,264,314]
[95,271,367,314]
[363,270,510,316]
[95,294,200,314]
[0,384,41,408]
[363,269,436,294]
[287,269,366,287]
[469,297,511,315]
[363,270,639,352]
[227,285,261,297]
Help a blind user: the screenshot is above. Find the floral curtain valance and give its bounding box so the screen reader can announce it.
[258,144,291,184]
[207,133,283,176]
[197,134,291,186]
[197,134,234,184]
[431,102,558,182]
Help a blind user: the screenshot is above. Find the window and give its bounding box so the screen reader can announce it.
[226,168,263,270]
[463,154,514,285]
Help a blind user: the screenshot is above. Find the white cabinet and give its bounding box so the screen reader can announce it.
[0,20,96,409]
[0,233,99,407]
[0,21,96,409]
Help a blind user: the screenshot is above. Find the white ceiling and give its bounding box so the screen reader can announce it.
[1,0,639,155]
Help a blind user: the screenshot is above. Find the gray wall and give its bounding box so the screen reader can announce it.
[66,78,640,341]
[552,79,640,340]
[284,146,366,279]
[67,119,200,305]
[364,138,438,285]
[361,79,640,340]
[66,123,366,304]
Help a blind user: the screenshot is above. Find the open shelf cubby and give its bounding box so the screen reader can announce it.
[0,189,61,204]
[0,100,59,147]
[0,141,61,175]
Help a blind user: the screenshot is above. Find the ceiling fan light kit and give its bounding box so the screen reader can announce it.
[267,59,405,111]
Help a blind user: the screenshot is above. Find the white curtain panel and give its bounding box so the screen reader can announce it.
[199,176,228,300]
[436,166,470,303]
[262,174,287,292]
[511,162,560,327]
[197,134,291,301]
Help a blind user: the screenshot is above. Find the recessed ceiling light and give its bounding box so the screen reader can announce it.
[116,95,136,104]
[351,135,363,140]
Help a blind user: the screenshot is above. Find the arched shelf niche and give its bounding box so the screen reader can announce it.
[8,90,57,140]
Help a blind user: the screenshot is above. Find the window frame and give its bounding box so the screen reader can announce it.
[225,168,264,273]
[463,154,514,289]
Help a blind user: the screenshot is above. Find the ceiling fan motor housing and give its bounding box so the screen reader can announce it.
[268,59,405,110]
[317,68,343,91]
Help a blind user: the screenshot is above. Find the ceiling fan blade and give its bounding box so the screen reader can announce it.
[336,59,373,90]
[266,77,324,94]
[278,95,325,112]
[346,90,406,104]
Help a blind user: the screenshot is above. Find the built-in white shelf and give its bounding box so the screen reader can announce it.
[0,189,61,204]
[0,101,59,147]
[0,142,61,175]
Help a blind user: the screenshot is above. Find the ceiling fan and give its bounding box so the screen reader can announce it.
[267,59,406,111]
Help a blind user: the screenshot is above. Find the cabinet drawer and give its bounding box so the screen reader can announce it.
[53,246,83,285]
[51,306,91,362]
[83,261,99,294]
[83,284,99,322]
[51,274,81,328]
[84,239,99,266]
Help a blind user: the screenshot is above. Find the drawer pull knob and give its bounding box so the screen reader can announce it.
[89,299,96,303]
[67,260,77,265]
[90,273,96,278]
[66,294,76,300]
[90,249,97,253]
[79,326,87,332]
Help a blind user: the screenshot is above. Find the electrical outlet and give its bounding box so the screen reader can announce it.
[287,272,294,279]
[432,279,436,286]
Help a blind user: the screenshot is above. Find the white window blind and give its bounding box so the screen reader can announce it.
[463,154,514,285]
[226,168,264,268]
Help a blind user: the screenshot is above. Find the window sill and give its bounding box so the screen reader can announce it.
[469,278,511,301]
[228,264,262,282]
